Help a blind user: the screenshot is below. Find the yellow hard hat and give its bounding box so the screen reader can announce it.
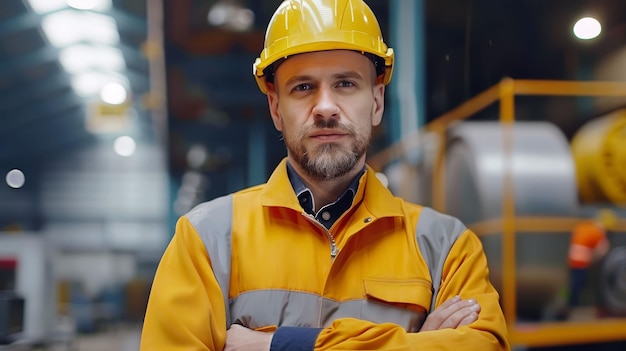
[252,0,395,94]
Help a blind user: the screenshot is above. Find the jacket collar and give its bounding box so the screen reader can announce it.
[261,158,404,219]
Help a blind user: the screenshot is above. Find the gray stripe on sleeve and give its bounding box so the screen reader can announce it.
[415,206,466,312]
[186,194,234,326]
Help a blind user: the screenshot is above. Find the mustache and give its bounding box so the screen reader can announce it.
[314,118,339,129]
[311,118,355,135]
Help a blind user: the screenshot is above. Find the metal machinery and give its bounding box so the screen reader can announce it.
[571,109,626,205]
[0,286,24,345]
[370,79,626,348]
[0,235,57,347]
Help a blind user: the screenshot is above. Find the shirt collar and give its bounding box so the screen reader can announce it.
[286,161,364,224]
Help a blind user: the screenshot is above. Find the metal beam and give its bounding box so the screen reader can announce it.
[0,11,40,37]
[388,0,426,165]
[0,106,89,162]
[0,90,83,138]
[0,71,71,113]
[0,45,59,76]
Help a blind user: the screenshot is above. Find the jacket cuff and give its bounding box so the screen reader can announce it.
[269,326,322,351]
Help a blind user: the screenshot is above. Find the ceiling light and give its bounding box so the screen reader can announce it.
[100,82,128,105]
[6,169,26,189]
[573,17,602,40]
[41,9,119,47]
[27,0,112,13]
[72,71,127,97]
[207,0,254,32]
[59,44,125,73]
[66,0,111,11]
[187,144,208,169]
[114,136,136,157]
[27,0,67,13]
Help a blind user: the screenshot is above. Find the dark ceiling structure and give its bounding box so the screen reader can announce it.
[1,0,625,201]
[0,0,150,172]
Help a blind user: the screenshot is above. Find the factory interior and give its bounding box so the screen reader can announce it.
[1,0,626,350]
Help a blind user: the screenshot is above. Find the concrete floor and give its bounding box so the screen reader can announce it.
[71,324,141,351]
[0,323,143,351]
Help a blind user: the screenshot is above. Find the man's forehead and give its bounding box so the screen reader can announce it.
[275,50,375,80]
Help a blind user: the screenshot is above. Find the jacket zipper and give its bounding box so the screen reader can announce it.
[302,212,339,260]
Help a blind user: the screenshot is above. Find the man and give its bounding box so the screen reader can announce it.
[140,0,510,350]
[567,209,614,310]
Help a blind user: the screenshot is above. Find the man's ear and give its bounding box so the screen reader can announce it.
[266,84,283,132]
[372,83,385,127]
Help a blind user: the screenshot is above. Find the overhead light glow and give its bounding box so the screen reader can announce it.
[27,0,66,13]
[72,71,127,97]
[100,82,128,105]
[6,169,26,189]
[207,0,254,32]
[66,0,111,11]
[59,44,125,73]
[573,17,602,40]
[114,136,136,157]
[187,144,208,169]
[27,0,112,13]
[41,9,120,47]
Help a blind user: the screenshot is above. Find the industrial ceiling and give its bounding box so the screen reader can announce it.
[0,0,150,173]
[1,0,625,201]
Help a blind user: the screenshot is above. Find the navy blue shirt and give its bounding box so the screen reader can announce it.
[270,162,365,351]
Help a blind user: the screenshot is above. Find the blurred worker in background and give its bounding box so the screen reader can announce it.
[140,0,510,350]
[567,208,615,310]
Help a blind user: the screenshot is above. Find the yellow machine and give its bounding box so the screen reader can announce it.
[572,109,626,205]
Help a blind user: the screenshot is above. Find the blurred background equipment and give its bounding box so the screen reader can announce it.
[445,121,578,224]
[0,256,23,345]
[444,121,578,320]
[571,109,626,205]
[373,78,626,348]
[0,235,56,345]
[0,290,25,345]
[599,246,626,316]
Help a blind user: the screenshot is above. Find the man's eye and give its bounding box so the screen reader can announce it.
[294,83,312,91]
[336,81,355,88]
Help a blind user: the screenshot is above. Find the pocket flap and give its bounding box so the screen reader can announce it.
[363,278,432,312]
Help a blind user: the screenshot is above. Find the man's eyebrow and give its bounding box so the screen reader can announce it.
[333,71,364,80]
[284,75,313,87]
[284,71,365,87]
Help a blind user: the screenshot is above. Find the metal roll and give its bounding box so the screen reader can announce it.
[384,131,441,206]
[445,121,579,222]
[445,121,579,320]
[571,109,626,205]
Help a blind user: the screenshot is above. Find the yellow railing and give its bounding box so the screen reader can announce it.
[369,78,626,348]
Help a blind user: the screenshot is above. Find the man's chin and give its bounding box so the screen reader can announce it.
[305,154,358,179]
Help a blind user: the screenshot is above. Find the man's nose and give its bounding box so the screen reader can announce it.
[312,86,340,120]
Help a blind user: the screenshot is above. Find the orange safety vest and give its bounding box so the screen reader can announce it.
[568,220,606,269]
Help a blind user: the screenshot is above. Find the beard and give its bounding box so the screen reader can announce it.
[283,118,370,181]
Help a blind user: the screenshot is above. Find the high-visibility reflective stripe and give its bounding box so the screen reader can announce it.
[230,289,425,332]
[186,194,234,326]
[415,207,465,312]
[568,243,593,265]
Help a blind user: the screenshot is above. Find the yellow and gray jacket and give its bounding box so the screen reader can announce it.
[140,159,510,350]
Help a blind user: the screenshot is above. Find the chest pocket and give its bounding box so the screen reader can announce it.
[361,278,432,332]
